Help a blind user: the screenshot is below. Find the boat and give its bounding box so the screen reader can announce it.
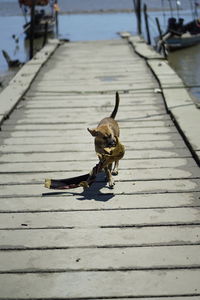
[155,0,200,51]
[165,32,200,50]
[18,0,57,38]
[163,18,200,51]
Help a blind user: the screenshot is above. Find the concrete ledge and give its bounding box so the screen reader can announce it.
[162,88,193,109]
[129,36,164,60]
[0,39,60,125]
[129,35,200,166]
[147,60,185,88]
[171,105,200,152]
[197,151,200,161]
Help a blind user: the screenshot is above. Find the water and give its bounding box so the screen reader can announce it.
[143,9,200,104]
[0,0,199,102]
[0,0,192,15]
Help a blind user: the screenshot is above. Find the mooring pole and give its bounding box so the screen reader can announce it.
[155,17,167,58]
[29,0,35,60]
[42,22,48,47]
[168,0,174,17]
[143,4,151,44]
[155,17,163,38]
[55,0,59,37]
[133,0,142,35]
[137,0,142,35]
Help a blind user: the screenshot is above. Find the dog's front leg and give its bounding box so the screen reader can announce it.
[112,160,119,176]
[104,165,115,188]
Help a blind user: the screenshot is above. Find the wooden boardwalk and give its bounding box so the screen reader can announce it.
[0,38,200,299]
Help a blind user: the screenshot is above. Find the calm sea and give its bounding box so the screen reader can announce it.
[0,0,199,102]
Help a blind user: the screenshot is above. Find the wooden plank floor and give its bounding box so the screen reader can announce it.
[0,39,200,299]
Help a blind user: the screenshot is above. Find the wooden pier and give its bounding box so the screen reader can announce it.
[0,37,200,299]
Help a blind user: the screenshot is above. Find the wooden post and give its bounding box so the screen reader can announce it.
[155,17,162,38]
[55,0,59,37]
[168,0,174,17]
[155,17,167,58]
[133,0,142,35]
[29,0,35,60]
[42,22,48,47]
[143,4,151,44]
[137,0,142,35]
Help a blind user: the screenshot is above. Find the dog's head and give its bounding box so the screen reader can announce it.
[87,125,116,147]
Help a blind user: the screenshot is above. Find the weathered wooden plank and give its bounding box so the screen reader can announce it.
[37,69,154,77]
[0,158,196,173]
[0,269,200,298]
[45,61,146,68]
[1,207,200,229]
[1,192,200,213]
[22,96,162,104]
[92,298,200,300]
[30,83,156,93]
[12,107,165,116]
[24,92,163,103]
[20,100,164,109]
[0,140,186,153]
[2,120,174,131]
[37,64,149,73]
[3,114,171,124]
[34,78,155,85]
[38,66,149,76]
[0,245,200,272]
[13,101,164,112]
[6,110,166,123]
[0,179,199,197]
[0,127,177,138]
[1,226,200,249]
[0,149,191,163]
[0,133,181,145]
[36,60,148,68]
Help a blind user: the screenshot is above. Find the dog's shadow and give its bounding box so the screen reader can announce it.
[42,173,115,202]
[77,174,115,202]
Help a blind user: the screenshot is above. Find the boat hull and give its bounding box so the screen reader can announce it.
[166,34,200,51]
[24,17,55,38]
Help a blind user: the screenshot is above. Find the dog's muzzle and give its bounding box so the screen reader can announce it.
[107,140,116,147]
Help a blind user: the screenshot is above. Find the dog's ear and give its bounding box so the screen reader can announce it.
[87,128,98,136]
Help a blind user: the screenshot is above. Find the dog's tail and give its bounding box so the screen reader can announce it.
[110,92,120,119]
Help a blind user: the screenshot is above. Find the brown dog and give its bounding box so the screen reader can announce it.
[87,92,120,188]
